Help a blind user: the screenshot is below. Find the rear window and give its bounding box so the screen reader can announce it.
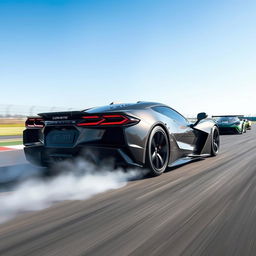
[153,106,189,125]
[85,104,134,113]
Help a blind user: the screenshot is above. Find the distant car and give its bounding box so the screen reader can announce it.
[244,119,252,130]
[23,102,220,176]
[213,116,246,134]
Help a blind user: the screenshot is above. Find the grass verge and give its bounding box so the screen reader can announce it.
[0,140,23,146]
[0,127,24,136]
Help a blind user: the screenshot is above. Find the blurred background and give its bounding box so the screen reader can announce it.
[1,0,256,144]
[0,103,255,148]
[0,104,70,147]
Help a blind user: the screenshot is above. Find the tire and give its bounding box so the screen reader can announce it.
[211,126,220,156]
[146,126,170,176]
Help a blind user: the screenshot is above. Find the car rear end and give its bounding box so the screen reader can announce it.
[23,111,141,167]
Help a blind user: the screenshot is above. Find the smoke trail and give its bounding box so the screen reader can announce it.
[0,159,145,224]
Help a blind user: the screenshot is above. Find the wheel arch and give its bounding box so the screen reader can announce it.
[197,124,219,155]
[142,122,171,166]
[210,125,220,156]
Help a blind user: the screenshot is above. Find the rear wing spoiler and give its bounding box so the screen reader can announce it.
[212,115,244,118]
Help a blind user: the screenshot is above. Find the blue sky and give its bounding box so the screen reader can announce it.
[0,0,255,116]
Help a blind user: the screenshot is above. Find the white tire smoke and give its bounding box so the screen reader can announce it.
[0,159,145,224]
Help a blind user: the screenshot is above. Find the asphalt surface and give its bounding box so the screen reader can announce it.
[0,150,26,167]
[0,135,22,140]
[0,127,256,256]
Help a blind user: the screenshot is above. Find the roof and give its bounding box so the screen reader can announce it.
[85,101,165,113]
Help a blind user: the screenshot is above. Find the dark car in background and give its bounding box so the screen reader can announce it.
[24,102,220,176]
[213,115,246,134]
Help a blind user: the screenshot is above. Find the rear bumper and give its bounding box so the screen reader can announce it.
[24,145,142,168]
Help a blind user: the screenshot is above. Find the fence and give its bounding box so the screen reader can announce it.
[0,104,77,118]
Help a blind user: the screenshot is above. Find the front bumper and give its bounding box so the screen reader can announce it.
[218,126,241,134]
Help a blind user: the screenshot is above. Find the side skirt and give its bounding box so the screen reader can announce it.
[168,156,205,168]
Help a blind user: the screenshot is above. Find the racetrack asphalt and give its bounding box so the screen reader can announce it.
[0,135,22,140]
[0,127,255,256]
[0,150,26,167]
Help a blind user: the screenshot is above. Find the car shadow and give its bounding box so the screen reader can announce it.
[0,157,206,191]
[165,157,205,173]
[128,157,205,181]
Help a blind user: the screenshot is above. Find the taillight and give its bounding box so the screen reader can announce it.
[77,114,139,127]
[25,118,45,128]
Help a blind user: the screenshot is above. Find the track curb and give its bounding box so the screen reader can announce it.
[0,145,24,152]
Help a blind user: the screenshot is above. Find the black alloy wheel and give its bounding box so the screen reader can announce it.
[146,126,170,176]
[211,126,220,156]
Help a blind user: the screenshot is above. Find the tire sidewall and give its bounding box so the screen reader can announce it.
[211,126,220,156]
[146,126,170,176]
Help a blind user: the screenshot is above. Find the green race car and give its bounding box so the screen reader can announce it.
[213,116,246,134]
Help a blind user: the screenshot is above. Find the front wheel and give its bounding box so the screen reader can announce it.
[146,126,170,176]
[211,126,220,156]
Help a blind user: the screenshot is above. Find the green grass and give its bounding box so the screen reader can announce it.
[0,140,22,146]
[0,123,24,127]
[0,123,25,135]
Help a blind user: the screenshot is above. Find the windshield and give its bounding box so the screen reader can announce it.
[216,117,239,123]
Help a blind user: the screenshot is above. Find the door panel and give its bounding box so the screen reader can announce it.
[153,106,197,155]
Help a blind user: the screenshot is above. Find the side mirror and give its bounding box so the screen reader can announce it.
[197,112,208,121]
[191,112,208,127]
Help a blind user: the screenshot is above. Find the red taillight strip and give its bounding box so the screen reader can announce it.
[81,115,101,119]
[77,115,105,126]
[26,118,45,128]
[100,115,129,125]
[77,114,136,126]
[77,120,105,126]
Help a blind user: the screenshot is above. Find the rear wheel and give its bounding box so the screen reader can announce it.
[146,126,170,176]
[211,126,220,156]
